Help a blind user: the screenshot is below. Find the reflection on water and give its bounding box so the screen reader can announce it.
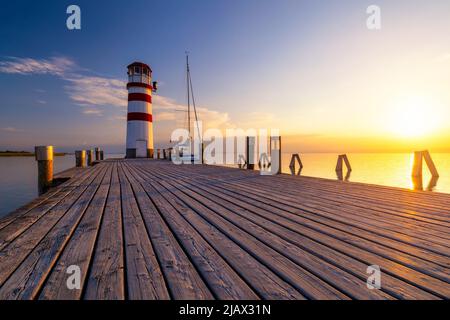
[0,154,124,218]
[279,153,450,194]
[336,170,351,182]
[289,167,302,176]
[411,175,439,191]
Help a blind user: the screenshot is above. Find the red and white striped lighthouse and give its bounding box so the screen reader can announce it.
[125,62,156,158]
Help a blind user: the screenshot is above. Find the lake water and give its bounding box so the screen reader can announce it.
[277,153,450,193]
[0,154,123,218]
[0,153,449,218]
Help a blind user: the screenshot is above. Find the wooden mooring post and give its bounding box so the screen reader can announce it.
[412,150,439,178]
[95,148,101,161]
[201,142,205,164]
[87,149,94,166]
[246,136,256,170]
[75,150,86,168]
[270,136,281,175]
[336,154,352,181]
[336,154,352,172]
[35,146,53,195]
[289,153,303,175]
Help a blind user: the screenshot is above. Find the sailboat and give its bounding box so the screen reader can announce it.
[176,52,203,163]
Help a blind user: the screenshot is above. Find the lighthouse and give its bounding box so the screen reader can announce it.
[125,62,156,158]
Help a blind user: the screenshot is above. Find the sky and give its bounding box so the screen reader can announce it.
[0,0,450,153]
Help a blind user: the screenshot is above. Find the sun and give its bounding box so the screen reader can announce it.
[387,96,440,138]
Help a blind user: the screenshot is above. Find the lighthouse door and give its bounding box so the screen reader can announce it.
[136,140,148,158]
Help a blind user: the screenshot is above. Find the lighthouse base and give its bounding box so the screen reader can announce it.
[126,148,154,159]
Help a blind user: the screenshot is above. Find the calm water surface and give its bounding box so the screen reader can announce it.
[0,154,123,217]
[0,153,449,217]
[278,153,450,193]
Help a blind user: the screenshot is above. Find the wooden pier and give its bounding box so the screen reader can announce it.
[0,159,449,300]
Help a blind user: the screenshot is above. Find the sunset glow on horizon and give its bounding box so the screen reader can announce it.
[1,0,450,153]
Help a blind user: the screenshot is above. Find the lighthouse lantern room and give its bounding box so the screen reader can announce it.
[125,62,156,158]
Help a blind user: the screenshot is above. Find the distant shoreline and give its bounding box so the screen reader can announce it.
[0,151,68,157]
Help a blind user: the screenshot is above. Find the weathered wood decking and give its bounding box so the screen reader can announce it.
[0,159,449,300]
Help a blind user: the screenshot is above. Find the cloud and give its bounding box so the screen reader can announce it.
[64,75,232,129]
[152,95,231,129]
[0,55,233,131]
[1,127,23,133]
[36,100,47,105]
[82,108,103,116]
[234,111,277,129]
[0,56,75,76]
[64,76,127,107]
[111,115,127,121]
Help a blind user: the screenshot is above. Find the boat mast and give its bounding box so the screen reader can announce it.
[185,51,202,144]
[186,52,191,140]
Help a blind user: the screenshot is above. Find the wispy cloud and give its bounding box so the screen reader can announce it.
[1,127,23,133]
[0,56,75,76]
[112,115,127,121]
[152,95,231,129]
[82,108,103,116]
[64,76,127,107]
[0,55,232,130]
[36,100,47,105]
[234,111,277,129]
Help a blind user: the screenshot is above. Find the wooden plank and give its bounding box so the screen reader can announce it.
[272,174,450,222]
[125,163,305,300]
[174,166,450,274]
[142,161,450,218]
[0,165,98,232]
[0,165,107,289]
[137,162,450,297]
[234,176,450,245]
[84,162,125,300]
[0,164,109,299]
[280,174,450,216]
[0,159,448,300]
[38,162,114,299]
[222,178,450,264]
[173,161,450,213]
[134,166,348,300]
[120,163,213,299]
[169,165,450,264]
[148,163,450,243]
[148,172,392,299]
[117,163,170,300]
[0,165,104,252]
[124,162,258,300]
[147,167,438,299]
